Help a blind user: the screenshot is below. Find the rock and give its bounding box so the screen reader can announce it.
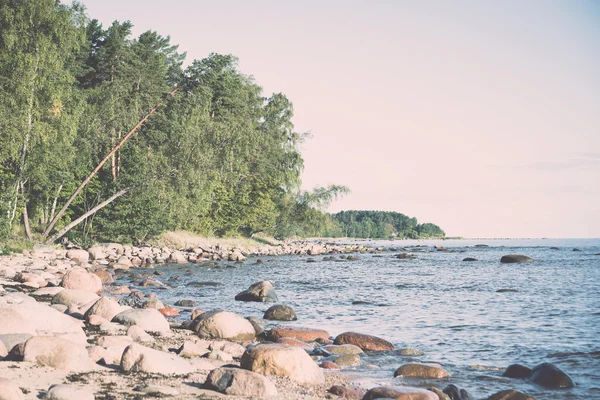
[87,315,108,326]
[159,307,180,317]
[266,326,329,342]
[51,289,99,308]
[23,336,93,372]
[0,378,23,400]
[500,255,533,263]
[530,362,574,389]
[394,363,450,378]
[263,304,297,321]
[112,308,170,333]
[61,267,102,293]
[110,285,131,295]
[0,302,86,344]
[324,344,363,355]
[235,280,278,302]
[486,390,536,400]
[33,287,65,296]
[45,384,94,400]
[97,335,133,348]
[87,246,106,260]
[209,340,247,358]
[573,248,581,252]
[93,270,113,283]
[175,299,196,307]
[443,384,472,399]
[503,364,533,378]
[334,332,394,351]
[206,350,233,362]
[462,257,478,262]
[277,337,311,347]
[66,249,90,262]
[241,343,325,384]
[205,367,278,397]
[84,296,122,322]
[190,310,255,341]
[121,343,195,375]
[334,354,361,367]
[396,348,424,356]
[362,386,438,400]
[143,299,165,309]
[329,385,365,399]
[246,316,265,336]
[177,341,209,358]
[428,387,450,400]
[118,292,145,308]
[191,309,206,320]
[320,361,341,370]
[127,325,155,343]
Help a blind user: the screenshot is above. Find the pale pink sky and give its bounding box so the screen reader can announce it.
[76,0,600,238]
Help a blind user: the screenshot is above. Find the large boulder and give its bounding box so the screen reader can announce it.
[0,302,86,344]
[263,305,297,321]
[61,267,102,293]
[487,390,537,400]
[51,289,99,308]
[0,378,23,400]
[23,336,94,372]
[84,296,122,322]
[190,310,255,341]
[120,343,195,375]
[266,326,329,342]
[235,281,278,302]
[241,343,324,384]
[205,367,278,397]
[394,363,450,378]
[112,308,170,333]
[500,255,533,263]
[66,249,89,262]
[530,363,574,389]
[334,332,394,351]
[45,384,95,400]
[362,386,438,400]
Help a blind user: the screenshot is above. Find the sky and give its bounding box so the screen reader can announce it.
[75,0,600,238]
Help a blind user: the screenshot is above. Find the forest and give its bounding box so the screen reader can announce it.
[0,0,443,246]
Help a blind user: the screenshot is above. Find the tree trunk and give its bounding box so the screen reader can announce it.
[46,189,128,244]
[49,184,62,223]
[43,87,180,238]
[20,182,32,241]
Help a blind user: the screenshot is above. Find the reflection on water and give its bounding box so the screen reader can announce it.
[120,238,600,399]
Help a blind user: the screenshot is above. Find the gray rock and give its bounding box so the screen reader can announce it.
[190,310,255,341]
[235,281,278,302]
[205,367,278,397]
[263,304,297,321]
[500,254,533,263]
[530,362,574,389]
[112,308,170,333]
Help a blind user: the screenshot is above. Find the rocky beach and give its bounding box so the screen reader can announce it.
[0,239,597,399]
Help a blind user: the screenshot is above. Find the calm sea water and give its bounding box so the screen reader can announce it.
[124,238,600,399]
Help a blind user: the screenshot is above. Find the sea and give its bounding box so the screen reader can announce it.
[122,238,600,399]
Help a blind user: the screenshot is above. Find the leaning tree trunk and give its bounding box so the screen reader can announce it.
[43,87,180,238]
[46,189,128,244]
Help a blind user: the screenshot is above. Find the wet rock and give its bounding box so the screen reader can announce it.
[241,343,325,384]
[205,367,278,397]
[320,361,341,370]
[190,310,255,341]
[143,299,165,309]
[121,343,195,375]
[23,336,93,372]
[497,289,519,293]
[503,364,533,378]
[175,299,196,307]
[84,296,122,322]
[246,316,265,336]
[110,285,131,295]
[363,386,438,400]
[267,326,330,342]
[333,353,361,367]
[486,390,536,400]
[500,255,533,263]
[118,292,146,308]
[112,308,170,333]
[263,304,297,321]
[159,307,179,317]
[394,363,450,379]
[396,348,424,356]
[346,255,359,261]
[334,332,394,351]
[428,387,450,400]
[45,384,94,400]
[329,385,366,399]
[277,337,311,347]
[191,309,206,321]
[530,362,574,389]
[443,384,472,399]
[462,257,478,262]
[0,378,23,400]
[324,344,363,355]
[573,248,581,252]
[235,280,278,302]
[61,267,102,293]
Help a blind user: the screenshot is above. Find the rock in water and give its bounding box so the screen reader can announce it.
[500,255,533,263]
[462,257,478,262]
[241,343,324,384]
[394,363,450,379]
[235,281,278,302]
[362,386,438,400]
[190,310,255,341]
[266,326,329,342]
[263,305,297,321]
[486,390,537,400]
[334,332,394,351]
[530,363,574,389]
[205,367,278,397]
[503,364,533,378]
